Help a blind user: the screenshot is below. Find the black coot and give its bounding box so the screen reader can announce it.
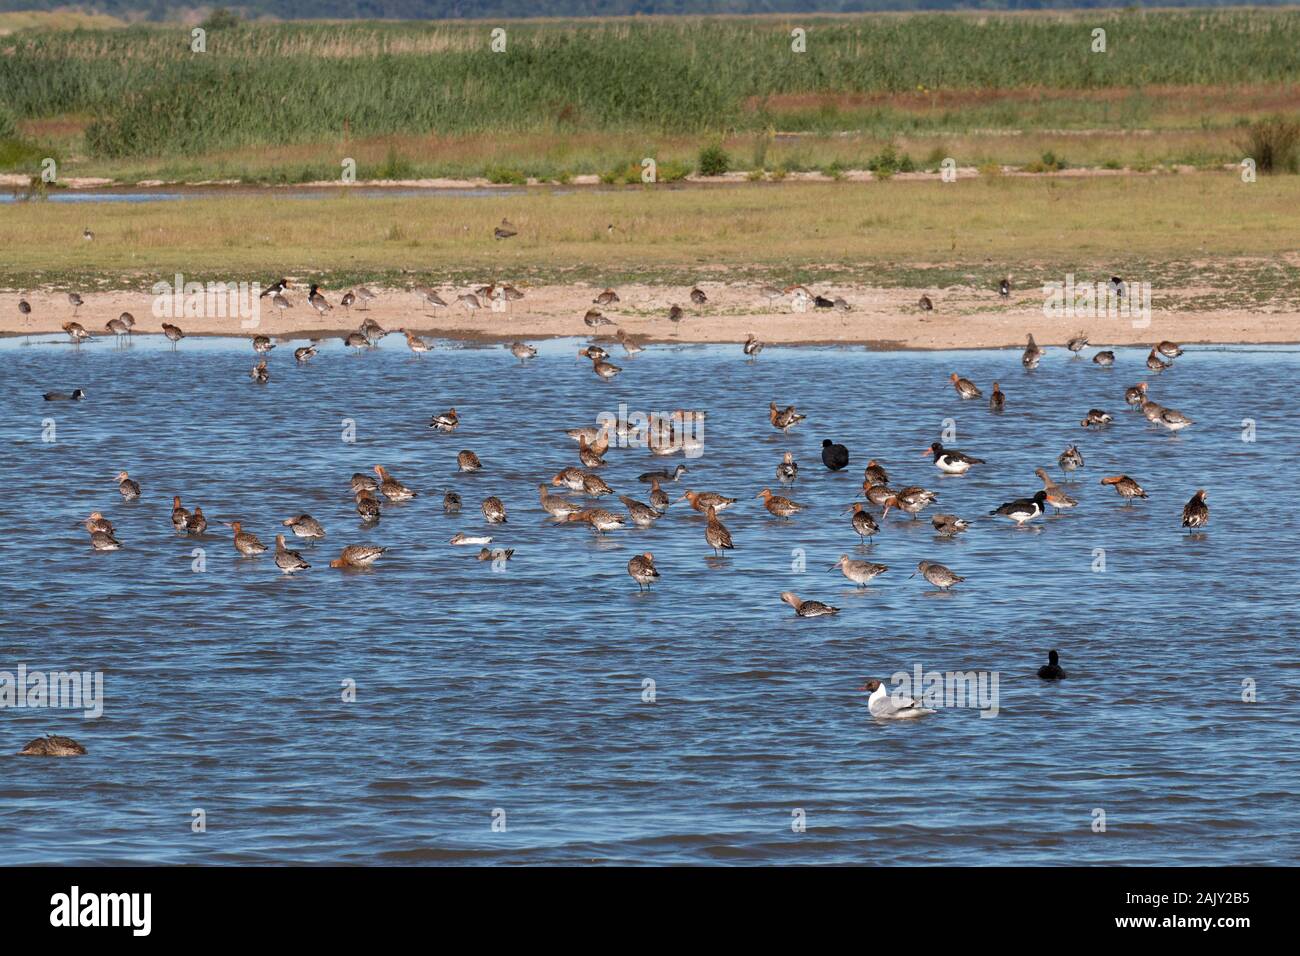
[821,439,849,471]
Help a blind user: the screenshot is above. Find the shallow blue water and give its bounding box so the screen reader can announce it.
[1,335,1297,865]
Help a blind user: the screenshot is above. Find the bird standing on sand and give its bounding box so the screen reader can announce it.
[780,591,839,617]
[67,292,84,317]
[918,295,934,311]
[627,552,659,591]
[998,278,1011,298]
[1182,489,1209,530]
[690,287,708,306]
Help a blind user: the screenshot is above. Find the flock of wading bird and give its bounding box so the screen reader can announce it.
[39,275,1209,608]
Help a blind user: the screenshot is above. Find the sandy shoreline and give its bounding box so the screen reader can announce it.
[3,284,1296,350]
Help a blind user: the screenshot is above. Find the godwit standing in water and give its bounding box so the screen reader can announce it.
[1093,350,1115,366]
[1157,341,1183,359]
[1100,475,1148,502]
[185,507,207,535]
[756,488,804,519]
[228,521,267,556]
[374,466,417,500]
[1033,469,1077,512]
[680,490,736,513]
[620,496,660,528]
[250,358,269,383]
[274,535,311,574]
[910,560,964,590]
[863,461,889,487]
[115,471,140,500]
[539,483,580,519]
[779,591,839,617]
[401,330,432,355]
[482,496,508,524]
[162,322,184,349]
[843,502,880,540]
[743,334,764,359]
[294,344,318,363]
[170,496,189,531]
[776,452,798,483]
[1181,489,1209,530]
[931,514,969,536]
[704,505,733,556]
[510,342,537,362]
[768,402,806,433]
[62,321,91,344]
[883,487,938,521]
[950,373,981,399]
[1022,334,1043,369]
[830,555,887,587]
[457,450,483,473]
[1147,347,1171,372]
[1066,332,1089,354]
[1058,445,1084,476]
[282,514,326,541]
[627,552,659,591]
[329,545,387,568]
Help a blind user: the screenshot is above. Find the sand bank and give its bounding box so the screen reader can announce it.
[2,283,1295,350]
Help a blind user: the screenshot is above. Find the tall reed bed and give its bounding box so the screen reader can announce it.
[1,12,1298,158]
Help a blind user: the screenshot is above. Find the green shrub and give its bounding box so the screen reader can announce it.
[697,142,731,177]
[485,166,527,185]
[1240,116,1300,173]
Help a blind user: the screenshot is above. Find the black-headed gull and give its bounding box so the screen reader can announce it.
[860,679,936,720]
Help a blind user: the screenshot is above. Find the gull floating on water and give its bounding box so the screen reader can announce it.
[861,679,935,719]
